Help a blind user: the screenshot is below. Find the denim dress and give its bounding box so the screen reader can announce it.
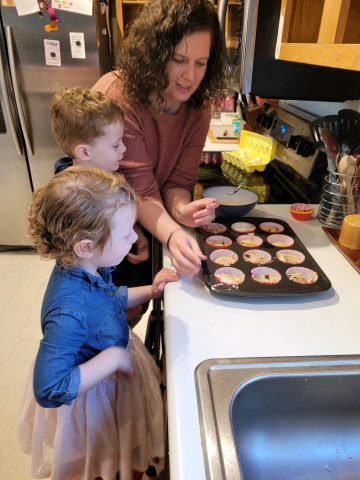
[17,263,164,480]
[33,264,129,408]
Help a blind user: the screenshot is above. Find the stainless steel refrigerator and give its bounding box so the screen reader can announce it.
[0,2,114,245]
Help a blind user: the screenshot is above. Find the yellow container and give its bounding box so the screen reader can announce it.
[221,131,277,173]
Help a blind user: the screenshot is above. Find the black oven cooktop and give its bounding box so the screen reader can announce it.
[199,154,327,205]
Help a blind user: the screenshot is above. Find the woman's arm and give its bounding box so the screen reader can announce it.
[137,195,206,276]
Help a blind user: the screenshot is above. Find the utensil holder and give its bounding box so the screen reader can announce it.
[318,171,360,229]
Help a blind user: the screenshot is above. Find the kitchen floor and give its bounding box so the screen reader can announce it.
[0,249,149,480]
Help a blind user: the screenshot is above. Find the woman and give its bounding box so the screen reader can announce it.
[93,0,226,277]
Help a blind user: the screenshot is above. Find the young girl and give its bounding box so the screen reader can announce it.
[93,0,226,278]
[17,166,178,480]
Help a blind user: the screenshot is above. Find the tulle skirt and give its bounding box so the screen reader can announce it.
[17,331,164,480]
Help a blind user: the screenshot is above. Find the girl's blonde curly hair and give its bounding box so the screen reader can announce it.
[29,166,135,267]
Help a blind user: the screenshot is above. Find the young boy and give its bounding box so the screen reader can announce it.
[51,87,152,324]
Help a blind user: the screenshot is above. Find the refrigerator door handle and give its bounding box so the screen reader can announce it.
[0,41,22,156]
[5,26,33,156]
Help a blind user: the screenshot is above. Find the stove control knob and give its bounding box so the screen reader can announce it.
[288,135,314,157]
[256,113,275,129]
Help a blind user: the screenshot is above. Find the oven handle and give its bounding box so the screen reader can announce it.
[5,26,33,156]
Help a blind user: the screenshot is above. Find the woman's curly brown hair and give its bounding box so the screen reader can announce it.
[28,166,135,267]
[117,0,226,111]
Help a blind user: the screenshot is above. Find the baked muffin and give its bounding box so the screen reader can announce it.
[214,267,245,286]
[259,222,284,233]
[243,249,272,265]
[231,222,256,234]
[267,234,294,248]
[276,249,305,264]
[286,267,318,284]
[210,249,238,266]
[205,235,232,248]
[236,234,263,248]
[203,222,227,234]
[250,267,281,285]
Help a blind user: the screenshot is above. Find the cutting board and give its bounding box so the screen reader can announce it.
[208,126,239,144]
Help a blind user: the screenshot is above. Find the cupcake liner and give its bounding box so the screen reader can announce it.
[286,267,318,284]
[259,222,284,233]
[251,267,281,285]
[267,234,294,248]
[203,222,227,234]
[209,249,238,266]
[243,249,272,265]
[290,203,314,212]
[231,222,256,233]
[236,234,263,248]
[214,267,245,286]
[276,249,305,264]
[205,235,232,248]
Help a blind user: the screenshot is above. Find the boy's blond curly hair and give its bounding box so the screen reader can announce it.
[29,166,135,267]
[51,87,124,157]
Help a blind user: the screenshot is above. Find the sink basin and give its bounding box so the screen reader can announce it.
[195,356,360,480]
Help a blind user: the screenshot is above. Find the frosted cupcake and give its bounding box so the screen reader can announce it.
[236,234,263,248]
[210,249,238,266]
[267,234,294,248]
[231,222,256,234]
[203,222,227,234]
[243,249,272,265]
[276,249,305,264]
[286,267,318,284]
[259,222,284,233]
[250,267,281,285]
[205,235,232,248]
[214,267,245,286]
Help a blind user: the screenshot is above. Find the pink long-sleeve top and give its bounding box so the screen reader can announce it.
[92,71,211,198]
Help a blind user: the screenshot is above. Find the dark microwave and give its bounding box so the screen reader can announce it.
[218,0,360,101]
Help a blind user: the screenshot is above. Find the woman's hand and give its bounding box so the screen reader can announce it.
[152,267,179,298]
[176,198,218,228]
[127,224,150,264]
[167,228,207,277]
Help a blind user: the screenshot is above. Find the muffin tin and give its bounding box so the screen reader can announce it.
[197,217,331,297]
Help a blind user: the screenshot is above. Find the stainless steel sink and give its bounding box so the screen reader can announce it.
[195,356,360,480]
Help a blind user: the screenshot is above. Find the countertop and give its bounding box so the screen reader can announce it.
[204,118,241,152]
[163,204,360,480]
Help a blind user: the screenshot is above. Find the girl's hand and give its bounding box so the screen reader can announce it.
[178,198,218,228]
[152,267,179,298]
[167,229,206,277]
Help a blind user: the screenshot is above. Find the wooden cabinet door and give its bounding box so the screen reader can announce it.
[276,0,360,71]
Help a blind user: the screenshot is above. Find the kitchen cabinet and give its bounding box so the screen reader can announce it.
[276,0,360,71]
[114,0,237,44]
[115,0,145,41]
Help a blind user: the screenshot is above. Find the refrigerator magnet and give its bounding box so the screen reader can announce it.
[69,32,86,59]
[44,39,61,66]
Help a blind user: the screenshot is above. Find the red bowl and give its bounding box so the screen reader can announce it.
[289,203,314,221]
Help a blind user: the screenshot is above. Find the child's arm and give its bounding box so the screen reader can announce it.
[126,267,178,308]
[34,309,133,408]
[78,346,133,394]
